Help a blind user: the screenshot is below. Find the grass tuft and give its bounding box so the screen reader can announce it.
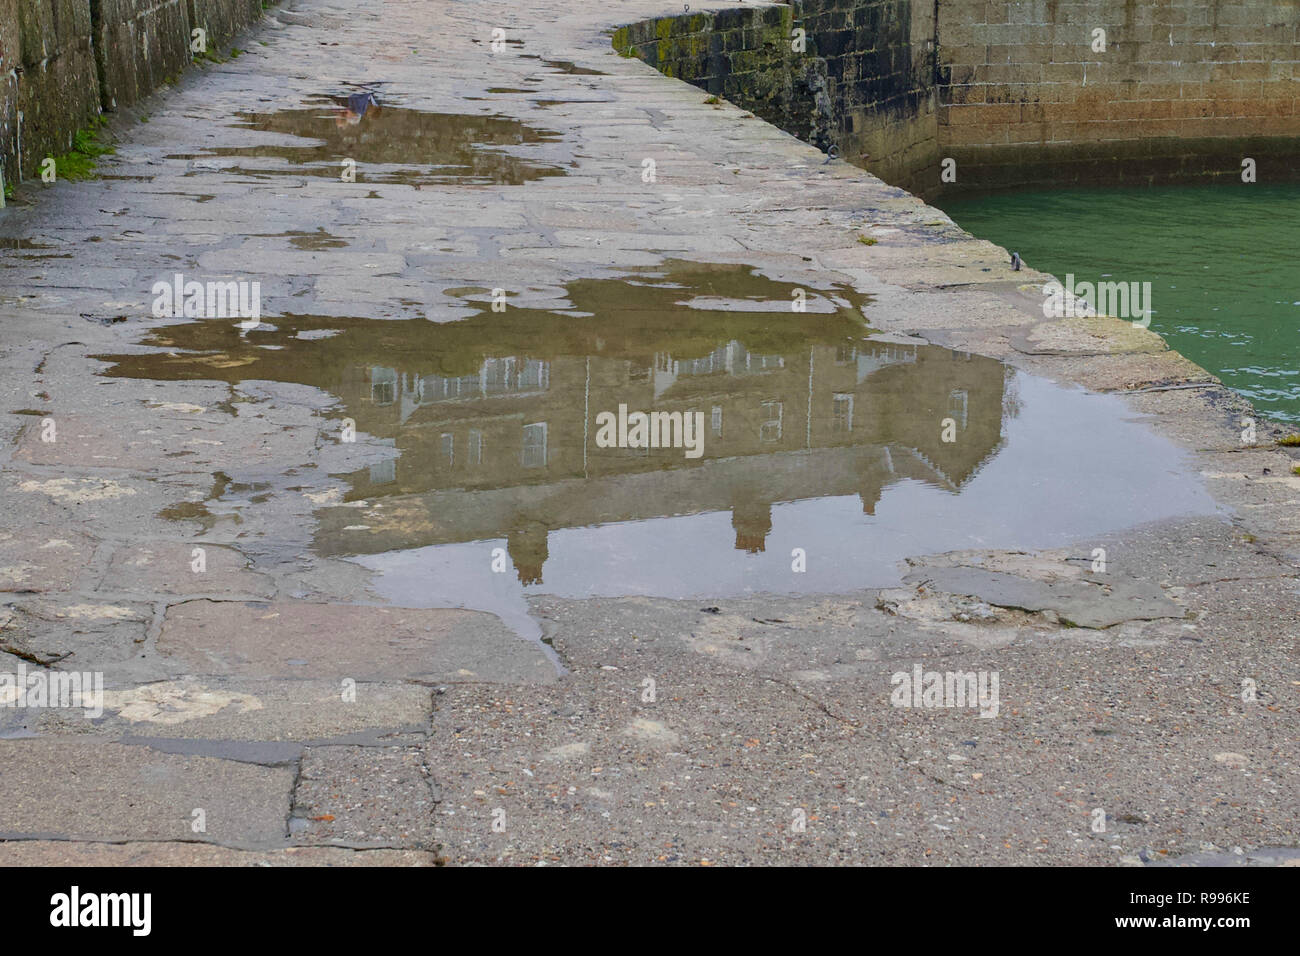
[52,117,115,182]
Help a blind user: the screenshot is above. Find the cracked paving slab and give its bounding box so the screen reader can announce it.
[26,677,432,742]
[156,600,557,682]
[0,739,294,849]
[898,565,1185,630]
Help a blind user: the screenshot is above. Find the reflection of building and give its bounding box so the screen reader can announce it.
[331,340,1006,578]
[99,260,1010,584]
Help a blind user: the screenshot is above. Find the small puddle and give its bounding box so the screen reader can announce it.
[276,229,350,251]
[537,59,607,76]
[166,96,566,185]
[0,237,74,260]
[1,238,54,250]
[98,261,1218,640]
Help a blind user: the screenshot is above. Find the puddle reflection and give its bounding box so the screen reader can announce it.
[99,261,1216,636]
[167,98,565,185]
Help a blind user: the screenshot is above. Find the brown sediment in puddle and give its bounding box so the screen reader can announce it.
[1,238,55,250]
[275,229,350,250]
[165,102,566,185]
[0,238,72,259]
[98,261,875,389]
[158,501,213,522]
[157,471,232,525]
[538,59,607,75]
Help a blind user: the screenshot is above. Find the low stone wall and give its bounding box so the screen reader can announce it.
[617,0,1300,196]
[189,0,262,65]
[1,0,267,189]
[1,0,101,192]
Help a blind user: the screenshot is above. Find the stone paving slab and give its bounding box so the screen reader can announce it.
[0,529,98,595]
[900,565,1185,629]
[0,841,437,866]
[0,739,294,848]
[98,540,276,598]
[157,600,557,682]
[32,676,432,742]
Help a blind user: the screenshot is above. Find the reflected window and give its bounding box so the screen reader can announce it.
[482,357,513,394]
[759,401,783,442]
[948,389,968,430]
[521,422,547,468]
[419,373,479,404]
[441,433,454,466]
[832,393,853,433]
[370,367,397,406]
[518,360,549,390]
[745,353,784,371]
[468,429,484,465]
[369,459,396,485]
[711,405,723,437]
[483,357,548,394]
[836,345,857,364]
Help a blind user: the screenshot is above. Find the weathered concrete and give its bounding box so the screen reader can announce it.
[291,744,438,849]
[0,0,1296,866]
[434,585,1298,864]
[900,564,1185,629]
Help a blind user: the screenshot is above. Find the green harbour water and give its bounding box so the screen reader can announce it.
[937,183,1300,424]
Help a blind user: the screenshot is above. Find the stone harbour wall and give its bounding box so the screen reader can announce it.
[616,0,1300,196]
[613,0,941,196]
[938,0,1300,190]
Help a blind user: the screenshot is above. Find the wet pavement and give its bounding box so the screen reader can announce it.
[0,0,1297,866]
[95,269,1220,642]
[166,98,568,185]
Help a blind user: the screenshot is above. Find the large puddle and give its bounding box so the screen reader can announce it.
[99,261,1219,638]
[166,96,566,185]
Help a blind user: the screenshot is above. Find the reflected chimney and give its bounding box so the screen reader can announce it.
[731,500,772,554]
[507,523,549,586]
